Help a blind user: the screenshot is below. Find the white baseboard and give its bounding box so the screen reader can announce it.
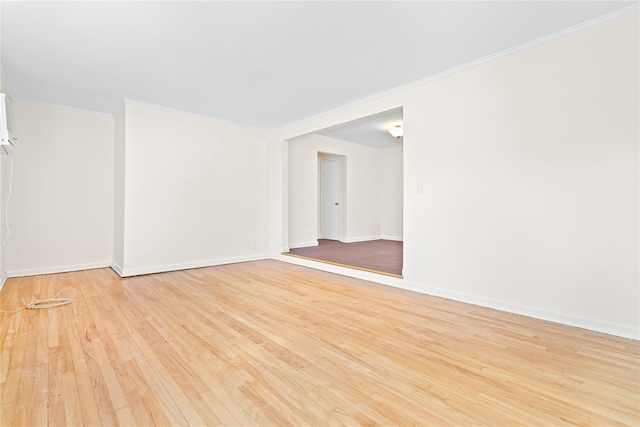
[274,252,403,280]
[110,263,124,277]
[272,254,639,341]
[340,236,381,243]
[0,273,7,291]
[395,279,640,341]
[294,236,403,245]
[7,261,112,278]
[380,235,403,241]
[288,241,318,249]
[113,253,269,278]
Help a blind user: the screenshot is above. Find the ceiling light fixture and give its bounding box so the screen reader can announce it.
[388,125,403,139]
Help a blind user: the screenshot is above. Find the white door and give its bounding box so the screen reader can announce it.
[321,159,340,240]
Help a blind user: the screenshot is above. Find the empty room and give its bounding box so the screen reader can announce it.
[1,2,638,426]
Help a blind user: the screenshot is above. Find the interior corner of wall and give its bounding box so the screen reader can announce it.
[110,263,124,278]
[0,69,15,101]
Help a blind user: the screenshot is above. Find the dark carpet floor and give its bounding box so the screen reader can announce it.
[286,239,403,277]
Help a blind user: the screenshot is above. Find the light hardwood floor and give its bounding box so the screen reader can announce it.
[1,260,638,426]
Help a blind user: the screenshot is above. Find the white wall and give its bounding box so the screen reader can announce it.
[403,12,638,336]
[0,75,10,287]
[113,104,126,270]
[0,9,635,340]
[379,145,403,240]
[272,13,640,338]
[0,151,8,286]
[268,137,287,254]
[113,102,269,276]
[5,99,114,276]
[0,129,9,287]
[288,134,402,247]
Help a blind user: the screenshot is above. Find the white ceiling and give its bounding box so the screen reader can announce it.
[316,108,403,149]
[1,1,635,130]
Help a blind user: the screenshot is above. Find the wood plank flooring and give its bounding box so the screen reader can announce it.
[1,259,638,426]
[287,239,403,277]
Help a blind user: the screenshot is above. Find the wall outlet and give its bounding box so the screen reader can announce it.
[416,182,423,194]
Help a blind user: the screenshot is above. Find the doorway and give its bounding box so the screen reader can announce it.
[285,107,403,276]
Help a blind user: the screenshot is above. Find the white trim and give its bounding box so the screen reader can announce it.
[291,237,403,248]
[273,4,640,135]
[380,235,403,242]
[288,241,318,249]
[110,263,124,277]
[115,254,269,278]
[8,97,114,117]
[274,252,405,283]
[7,261,112,278]
[340,236,381,243]
[0,273,7,291]
[398,280,640,341]
[122,98,265,132]
[272,255,639,341]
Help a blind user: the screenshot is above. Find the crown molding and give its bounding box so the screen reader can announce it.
[122,98,267,133]
[273,4,639,134]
